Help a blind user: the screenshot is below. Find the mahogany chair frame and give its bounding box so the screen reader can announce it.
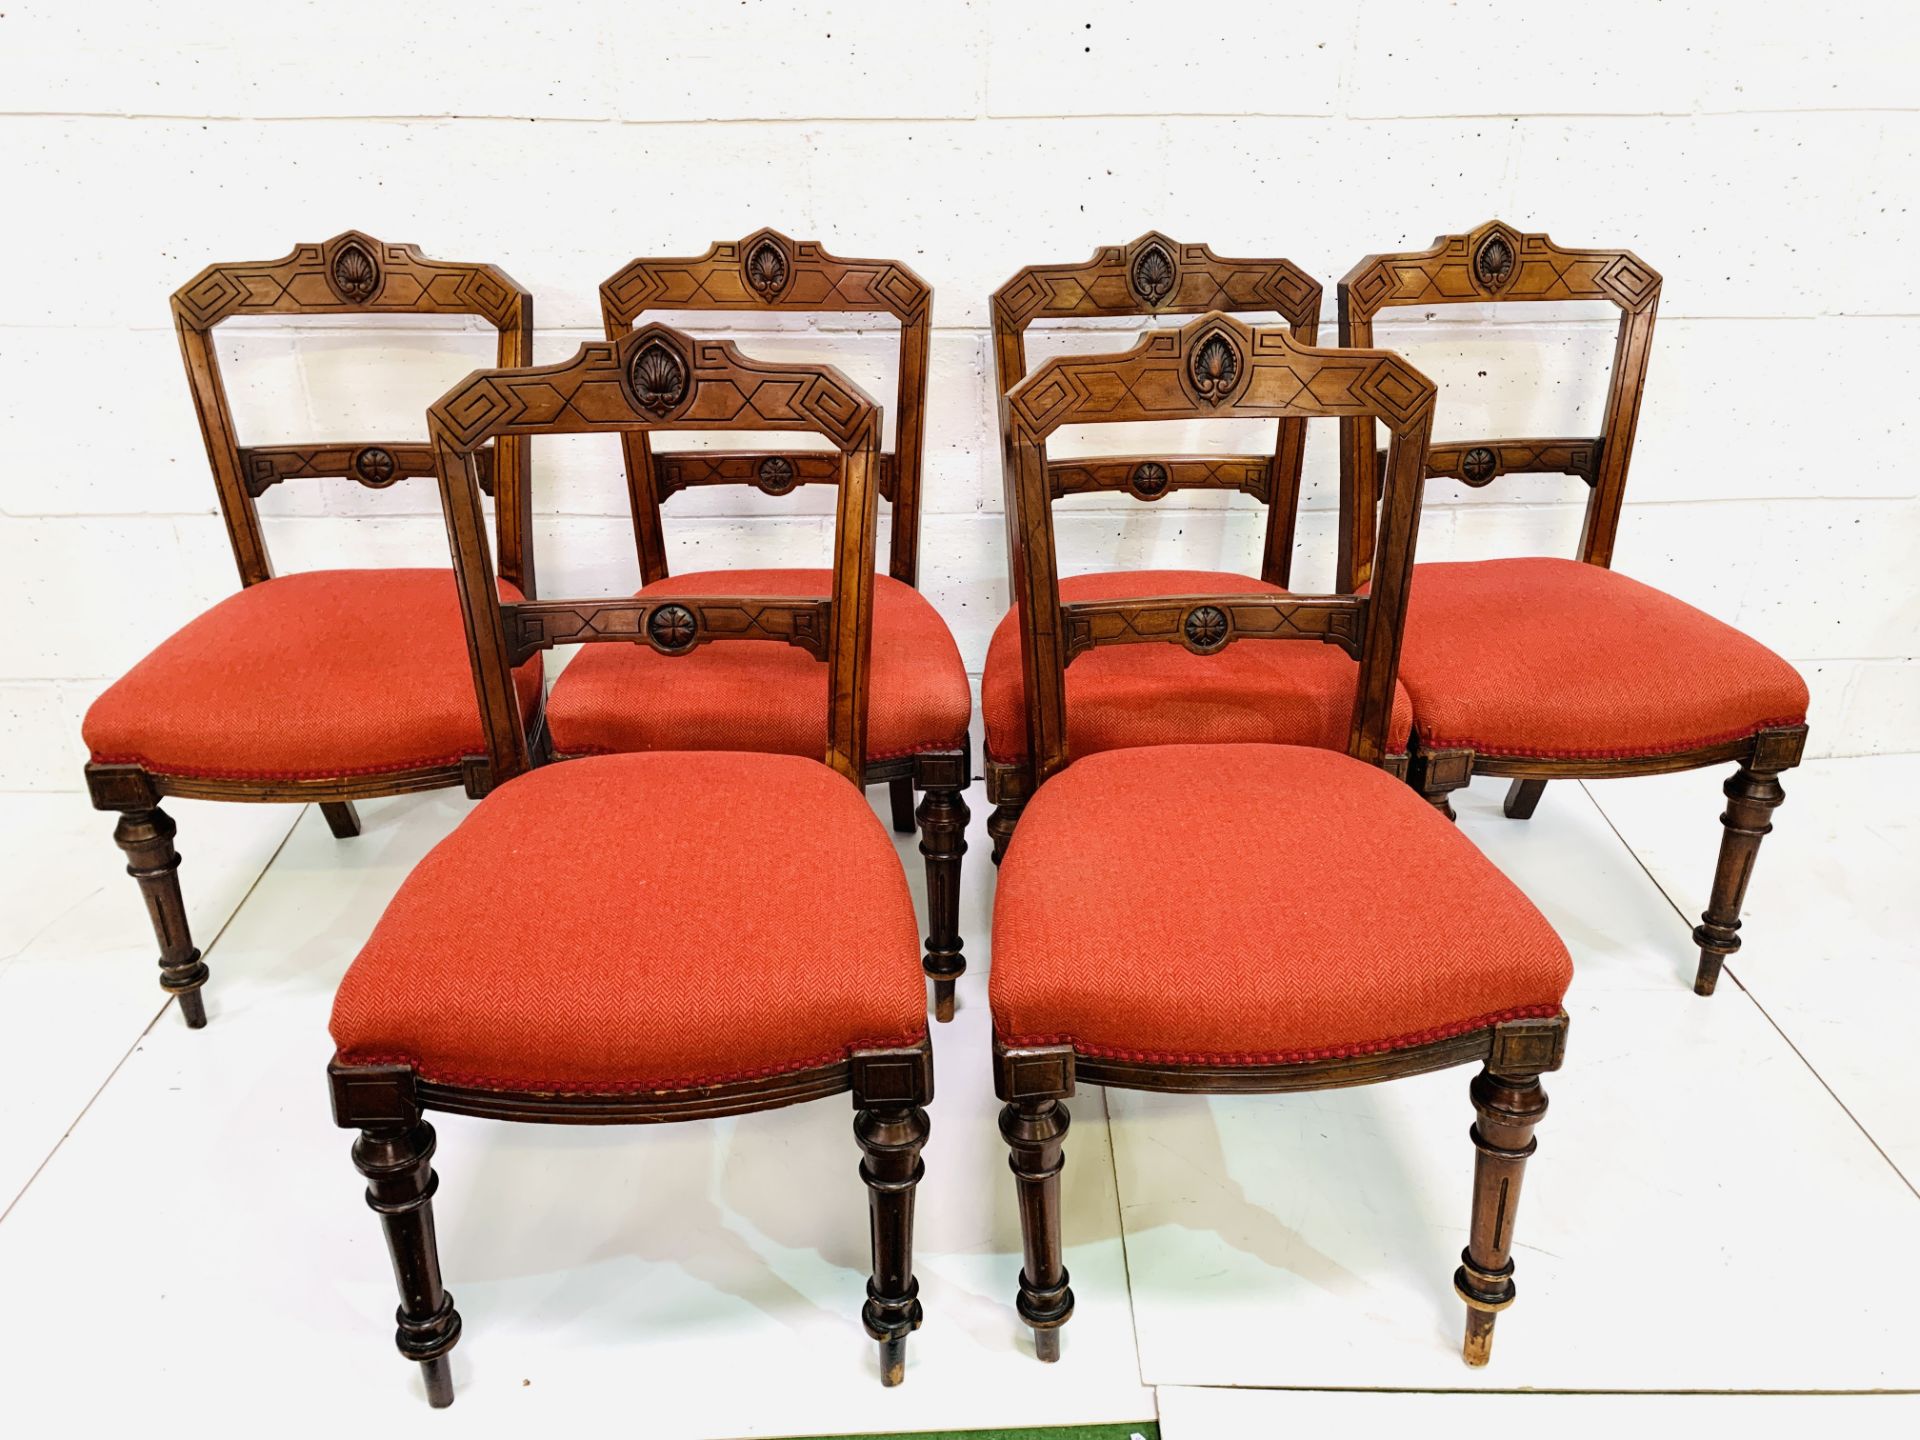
[86,232,543,1028]
[995,311,1571,1367]
[599,232,970,1020]
[1337,220,1807,995]
[329,325,933,1405]
[984,234,1324,859]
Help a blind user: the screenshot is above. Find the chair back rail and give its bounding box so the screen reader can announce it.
[599,230,931,587]
[1336,219,1661,589]
[171,230,535,593]
[428,324,883,788]
[1000,311,1437,784]
[990,234,1322,586]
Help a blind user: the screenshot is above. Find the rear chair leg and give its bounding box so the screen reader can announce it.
[855,1101,930,1385]
[1000,1098,1073,1361]
[1692,763,1788,997]
[1456,1067,1548,1366]
[321,801,362,839]
[112,806,209,1028]
[1503,779,1547,820]
[917,784,969,1022]
[353,1118,461,1407]
[888,776,917,835]
[987,799,1024,866]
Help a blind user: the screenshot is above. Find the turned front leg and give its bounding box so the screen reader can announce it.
[1692,763,1788,996]
[1000,1098,1073,1361]
[353,1120,461,1407]
[917,784,969,1022]
[1456,1068,1548,1366]
[855,1102,930,1385]
[112,807,209,1028]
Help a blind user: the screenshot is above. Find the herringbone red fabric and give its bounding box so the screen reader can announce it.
[1398,558,1809,758]
[330,751,929,1093]
[83,569,542,781]
[547,569,970,762]
[982,571,1413,765]
[991,745,1570,1063]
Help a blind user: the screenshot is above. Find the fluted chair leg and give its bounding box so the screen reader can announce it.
[1455,1066,1548,1366]
[111,806,209,1028]
[1000,1098,1073,1361]
[352,1118,461,1407]
[1692,763,1788,996]
[855,1101,930,1385]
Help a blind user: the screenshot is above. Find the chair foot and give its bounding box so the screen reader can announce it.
[1502,778,1546,820]
[878,1331,908,1387]
[918,785,968,1021]
[321,800,363,839]
[420,1354,454,1408]
[1461,1306,1497,1367]
[1034,1325,1061,1363]
[1691,762,1787,997]
[112,806,210,1028]
[888,776,917,834]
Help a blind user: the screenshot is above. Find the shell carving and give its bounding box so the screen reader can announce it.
[1474,233,1516,290]
[628,339,689,416]
[331,240,380,303]
[1130,461,1169,498]
[744,237,791,300]
[1184,605,1229,652]
[1130,240,1176,305]
[1188,331,1241,404]
[1460,446,1497,484]
[757,456,797,493]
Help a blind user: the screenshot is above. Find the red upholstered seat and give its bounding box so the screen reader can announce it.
[83,569,542,781]
[982,571,1413,766]
[1398,558,1809,759]
[546,569,971,762]
[331,751,929,1093]
[991,744,1570,1063]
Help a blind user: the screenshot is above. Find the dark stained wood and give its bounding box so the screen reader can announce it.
[1456,1063,1552,1366]
[91,234,540,1029]
[998,1096,1073,1363]
[1339,222,1804,994]
[331,1040,933,1397]
[915,779,970,1022]
[111,807,207,1029]
[599,230,931,586]
[427,322,883,789]
[991,233,1321,588]
[889,776,917,834]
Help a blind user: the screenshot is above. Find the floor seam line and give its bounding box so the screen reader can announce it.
[1099,1086,1156,1402]
[0,804,309,1225]
[1576,781,1919,1202]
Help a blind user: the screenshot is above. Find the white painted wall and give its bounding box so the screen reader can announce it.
[3,0,1916,788]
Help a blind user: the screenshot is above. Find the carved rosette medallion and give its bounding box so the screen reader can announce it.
[352,446,398,486]
[1130,240,1177,306]
[1184,605,1229,653]
[626,338,689,416]
[330,238,381,303]
[743,235,792,301]
[757,456,797,494]
[1473,232,1516,292]
[1130,461,1169,498]
[1187,328,1242,406]
[647,604,698,653]
[1460,446,1497,484]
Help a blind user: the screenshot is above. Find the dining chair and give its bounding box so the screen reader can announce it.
[82,232,544,1028]
[328,323,933,1405]
[1337,221,1808,994]
[982,234,1410,862]
[557,231,973,1021]
[991,311,1574,1368]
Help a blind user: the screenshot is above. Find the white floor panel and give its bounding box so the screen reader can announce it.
[1157,1387,1920,1437]
[0,792,299,1209]
[0,788,1152,1437]
[1111,775,1920,1392]
[1581,757,1920,1187]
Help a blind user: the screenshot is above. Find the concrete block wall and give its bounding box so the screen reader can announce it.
[3,0,1915,787]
